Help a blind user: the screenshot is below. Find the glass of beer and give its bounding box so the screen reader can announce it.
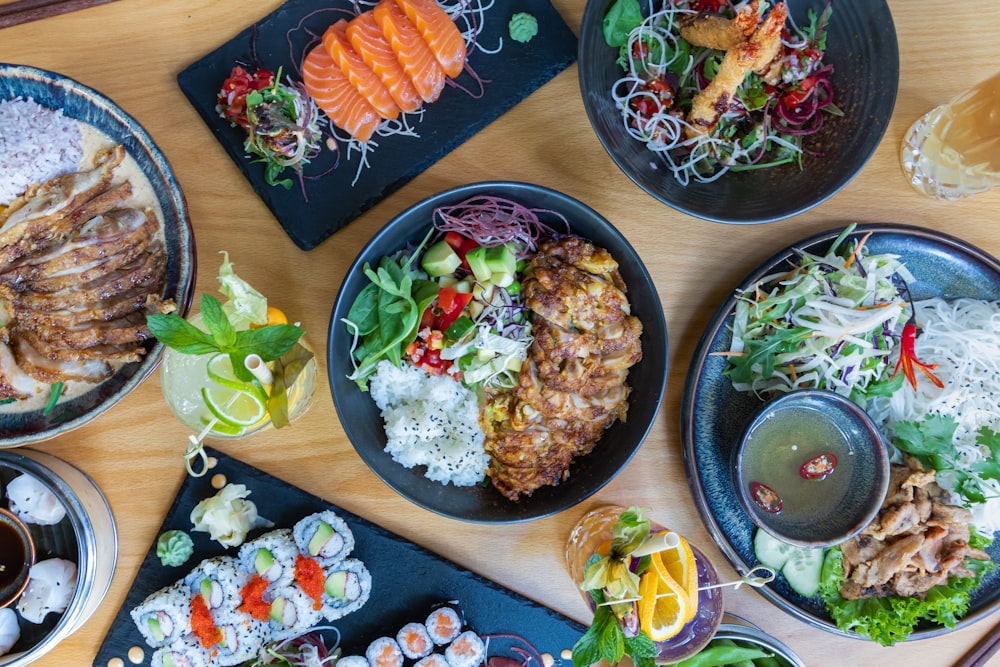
[900,71,1000,200]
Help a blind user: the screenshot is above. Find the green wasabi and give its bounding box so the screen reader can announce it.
[156,529,194,567]
[509,12,538,43]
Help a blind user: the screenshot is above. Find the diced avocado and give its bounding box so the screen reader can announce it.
[325,570,348,599]
[465,246,492,282]
[148,616,164,643]
[162,654,176,667]
[254,548,274,575]
[199,578,213,604]
[438,274,459,288]
[492,271,516,288]
[269,597,287,623]
[485,244,517,275]
[422,240,462,277]
[453,279,472,293]
[307,521,334,557]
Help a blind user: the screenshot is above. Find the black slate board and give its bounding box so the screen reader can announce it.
[94,447,588,665]
[177,1,578,251]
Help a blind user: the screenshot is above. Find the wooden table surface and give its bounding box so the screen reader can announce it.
[3,1,1000,665]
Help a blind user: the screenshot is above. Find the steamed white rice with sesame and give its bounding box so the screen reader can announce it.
[0,97,83,205]
[368,359,487,486]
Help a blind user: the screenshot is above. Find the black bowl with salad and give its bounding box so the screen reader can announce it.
[578,0,898,223]
[328,181,668,523]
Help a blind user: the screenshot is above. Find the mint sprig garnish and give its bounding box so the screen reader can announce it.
[148,293,305,385]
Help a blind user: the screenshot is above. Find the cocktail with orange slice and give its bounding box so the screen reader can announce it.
[565,506,724,665]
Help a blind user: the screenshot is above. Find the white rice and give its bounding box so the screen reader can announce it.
[368,359,488,486]
[868,297,1000,535]
[0,96,83,205]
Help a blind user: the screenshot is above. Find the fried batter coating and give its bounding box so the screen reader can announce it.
[685,2,787,138]
[679,0,759,51]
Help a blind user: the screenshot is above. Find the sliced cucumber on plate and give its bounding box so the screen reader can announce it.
[753,529,825,598]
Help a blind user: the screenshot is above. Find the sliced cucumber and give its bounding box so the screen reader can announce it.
[753,528,797,570]
[782,547,825,598]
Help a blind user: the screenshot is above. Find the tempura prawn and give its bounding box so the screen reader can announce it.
[685,2,787,137]
[679,0,759,51]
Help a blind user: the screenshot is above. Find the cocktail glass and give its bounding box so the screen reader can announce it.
[565,505,725,664]
[159,312,317,443]
[900,71,1000,200]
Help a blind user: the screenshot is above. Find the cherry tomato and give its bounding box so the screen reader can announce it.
[749,481,782,514]
[781,76,817,109]
[800,453,837,480]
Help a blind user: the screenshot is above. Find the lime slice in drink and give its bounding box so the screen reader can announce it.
[205,353,269,404]
[201,384,266,428]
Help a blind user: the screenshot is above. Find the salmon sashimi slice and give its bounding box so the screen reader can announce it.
[323,19,400,121]
[394,0,466,78]
[347,11,423,114]
[302,44,381,143]
[372,0,446,104]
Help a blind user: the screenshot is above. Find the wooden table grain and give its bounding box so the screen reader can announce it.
[2,1,999,665]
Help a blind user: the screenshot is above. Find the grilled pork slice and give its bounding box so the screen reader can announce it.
[12,312,150,350]
[0,339,42,400]
[12,337,112,384]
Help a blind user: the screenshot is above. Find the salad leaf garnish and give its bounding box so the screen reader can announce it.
[603,0,643,47]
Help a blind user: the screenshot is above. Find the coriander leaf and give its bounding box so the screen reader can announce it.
[147,313,220,355]
[201,294,237,348]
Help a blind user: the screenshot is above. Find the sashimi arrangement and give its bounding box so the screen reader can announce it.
[0,472,78,659]
[216,0,474,191]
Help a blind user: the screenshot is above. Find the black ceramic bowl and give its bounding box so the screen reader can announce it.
[578,0,899,223]
[0,64,196,446]
[328,182,667,523]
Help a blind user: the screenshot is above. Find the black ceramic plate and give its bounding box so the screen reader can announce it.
[577,0,899,223]
[177,0,577,251]
[328,182,668,523]
[681,224,1000,639]
[94,447,588,666]
[0,64,195,447]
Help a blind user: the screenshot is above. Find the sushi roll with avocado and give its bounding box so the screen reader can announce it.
[131,581,193,648]
[366,636,404,667]
[293,510,354,567]
[320,558,371,621]
[150,632,211,667]
[183,556,245,615]
[210,613,268,666]
[267,583,322,641]
[397,622,433,660]
[425,606,463,645]
[444,631,485,667]
[238,529,297,589]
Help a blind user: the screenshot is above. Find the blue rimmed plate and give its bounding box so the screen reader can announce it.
[0,63,196,447]
[682,223,1000,638]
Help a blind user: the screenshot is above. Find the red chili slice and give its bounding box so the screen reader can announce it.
[800,453,837,480]
[749,481,782,514]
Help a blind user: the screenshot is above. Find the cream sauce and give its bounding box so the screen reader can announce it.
[0,118,167,415]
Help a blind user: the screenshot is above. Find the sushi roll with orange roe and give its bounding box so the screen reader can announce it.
[397,622,433,659]
[415,654,449,667]
[425,606,462,645]
[444,631,485,667]
[366,636,404,667]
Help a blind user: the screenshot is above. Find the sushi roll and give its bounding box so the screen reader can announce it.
[444,631,485,667]
[0,608,19,656]
[16,558,77,624]
[183,556,245,615]
[337,656,370,667]
[425,606,462,645]
[366,636,404,667]
[267,583,322,641]
[320,557,371,621]
[151,633,212,667]
[131,581,193,648]
[5,473,65,525]
[397,622,433,660]
[415,654,450,667]
[238,529,298,589]
[211,613,268,666]
[293,510,354,566]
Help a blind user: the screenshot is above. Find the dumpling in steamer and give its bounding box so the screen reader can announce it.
[0,608,19,656]
[6,473,66,525]
[15,558,78,624]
